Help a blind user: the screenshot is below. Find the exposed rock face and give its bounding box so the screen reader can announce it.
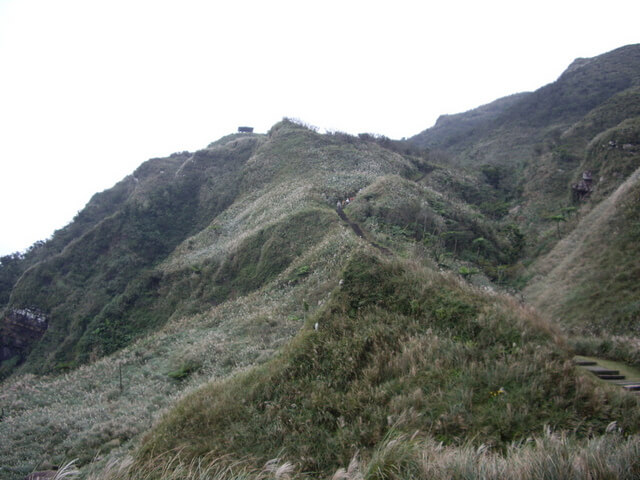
[0,308,48,364]
[572,170,595,200]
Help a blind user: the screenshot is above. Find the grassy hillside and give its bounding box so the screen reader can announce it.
[3,44,640,480]
[409,44,640,219]
[0,119,424,477]
[410,93,530,153]
[0,173,139,310]
[125,252,638,477]
[409,44,640,319]
[524,166,640,336]
[411,44,640,158]
[0,196,360,477]
[1,121,418,376]
[344,174,524,281]
[4,139,257,373]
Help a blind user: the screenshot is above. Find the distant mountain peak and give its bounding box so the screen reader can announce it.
[560,43,640,80]
[563,56,595,75]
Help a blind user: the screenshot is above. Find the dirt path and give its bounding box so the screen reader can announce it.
[336,208,392,256]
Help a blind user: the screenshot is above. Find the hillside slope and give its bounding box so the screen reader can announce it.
[135,251,639,477]
[411,44,640,162]
[2,44,640,480]
[0,120,425,477]
[409,44,640,333]
[524,165,640,334]
[2,137,259,373]
[409,44,640,221]
[0,122,416,376]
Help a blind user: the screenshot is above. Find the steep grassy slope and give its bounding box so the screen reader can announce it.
[0,171,141,310]
[0,122,418,376]
[409,44,640,224]
[521,99,640,338]
[3,138,259,373]
[344,175,524,281]
[525,166,640,335]
[411,44,640,161]
[411,93,530,153]
[408,44,640,331]
[515,85,640,232]
[133,252,638,477]
[0,217,361,476]
[0,120,425,478]
[4,44,640,480]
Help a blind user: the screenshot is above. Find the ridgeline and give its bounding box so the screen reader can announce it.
[1,44,640,480]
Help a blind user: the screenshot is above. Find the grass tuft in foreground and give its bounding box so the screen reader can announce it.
[88,430,640,480]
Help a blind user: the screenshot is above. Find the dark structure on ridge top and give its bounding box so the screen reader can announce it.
[238,126,254,133]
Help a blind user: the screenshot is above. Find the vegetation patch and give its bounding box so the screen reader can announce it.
[91,431,640,480]
[347,176,524,281]
[138,252,638,477]
[526,173,640,336]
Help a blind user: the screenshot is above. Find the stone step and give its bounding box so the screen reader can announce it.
[585,366,620,375]
[597,374,626,380]
[574,359,598,366]
[574,358,640,395]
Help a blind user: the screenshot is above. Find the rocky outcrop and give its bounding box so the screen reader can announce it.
[572,170,595,200]
[0,308,48,364]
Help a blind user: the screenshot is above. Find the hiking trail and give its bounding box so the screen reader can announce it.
[574,356,640,396]
[336,208,392,256]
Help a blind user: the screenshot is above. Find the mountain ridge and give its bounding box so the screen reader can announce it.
[1,45,640,479]
[410,44,640,163]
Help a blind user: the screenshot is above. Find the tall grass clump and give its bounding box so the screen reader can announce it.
[85,452,294,480]
[87,431,640,480]
[353,429,640,480]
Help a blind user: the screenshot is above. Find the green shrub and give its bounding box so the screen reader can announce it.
[167,360,202,380]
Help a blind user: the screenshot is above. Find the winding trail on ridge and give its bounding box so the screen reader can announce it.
[336,208,392,256]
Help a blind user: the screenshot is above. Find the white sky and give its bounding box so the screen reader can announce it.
[1,0,638,255]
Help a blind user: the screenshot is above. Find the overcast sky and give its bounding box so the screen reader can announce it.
[1,0,638,255]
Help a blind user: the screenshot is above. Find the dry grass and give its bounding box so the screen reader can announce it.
[0,223,361,478]
[85,430,640,480]
[127,252,639,478]
[4,117,638,480]
[524,165,640,334]
[3,120,423,478]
